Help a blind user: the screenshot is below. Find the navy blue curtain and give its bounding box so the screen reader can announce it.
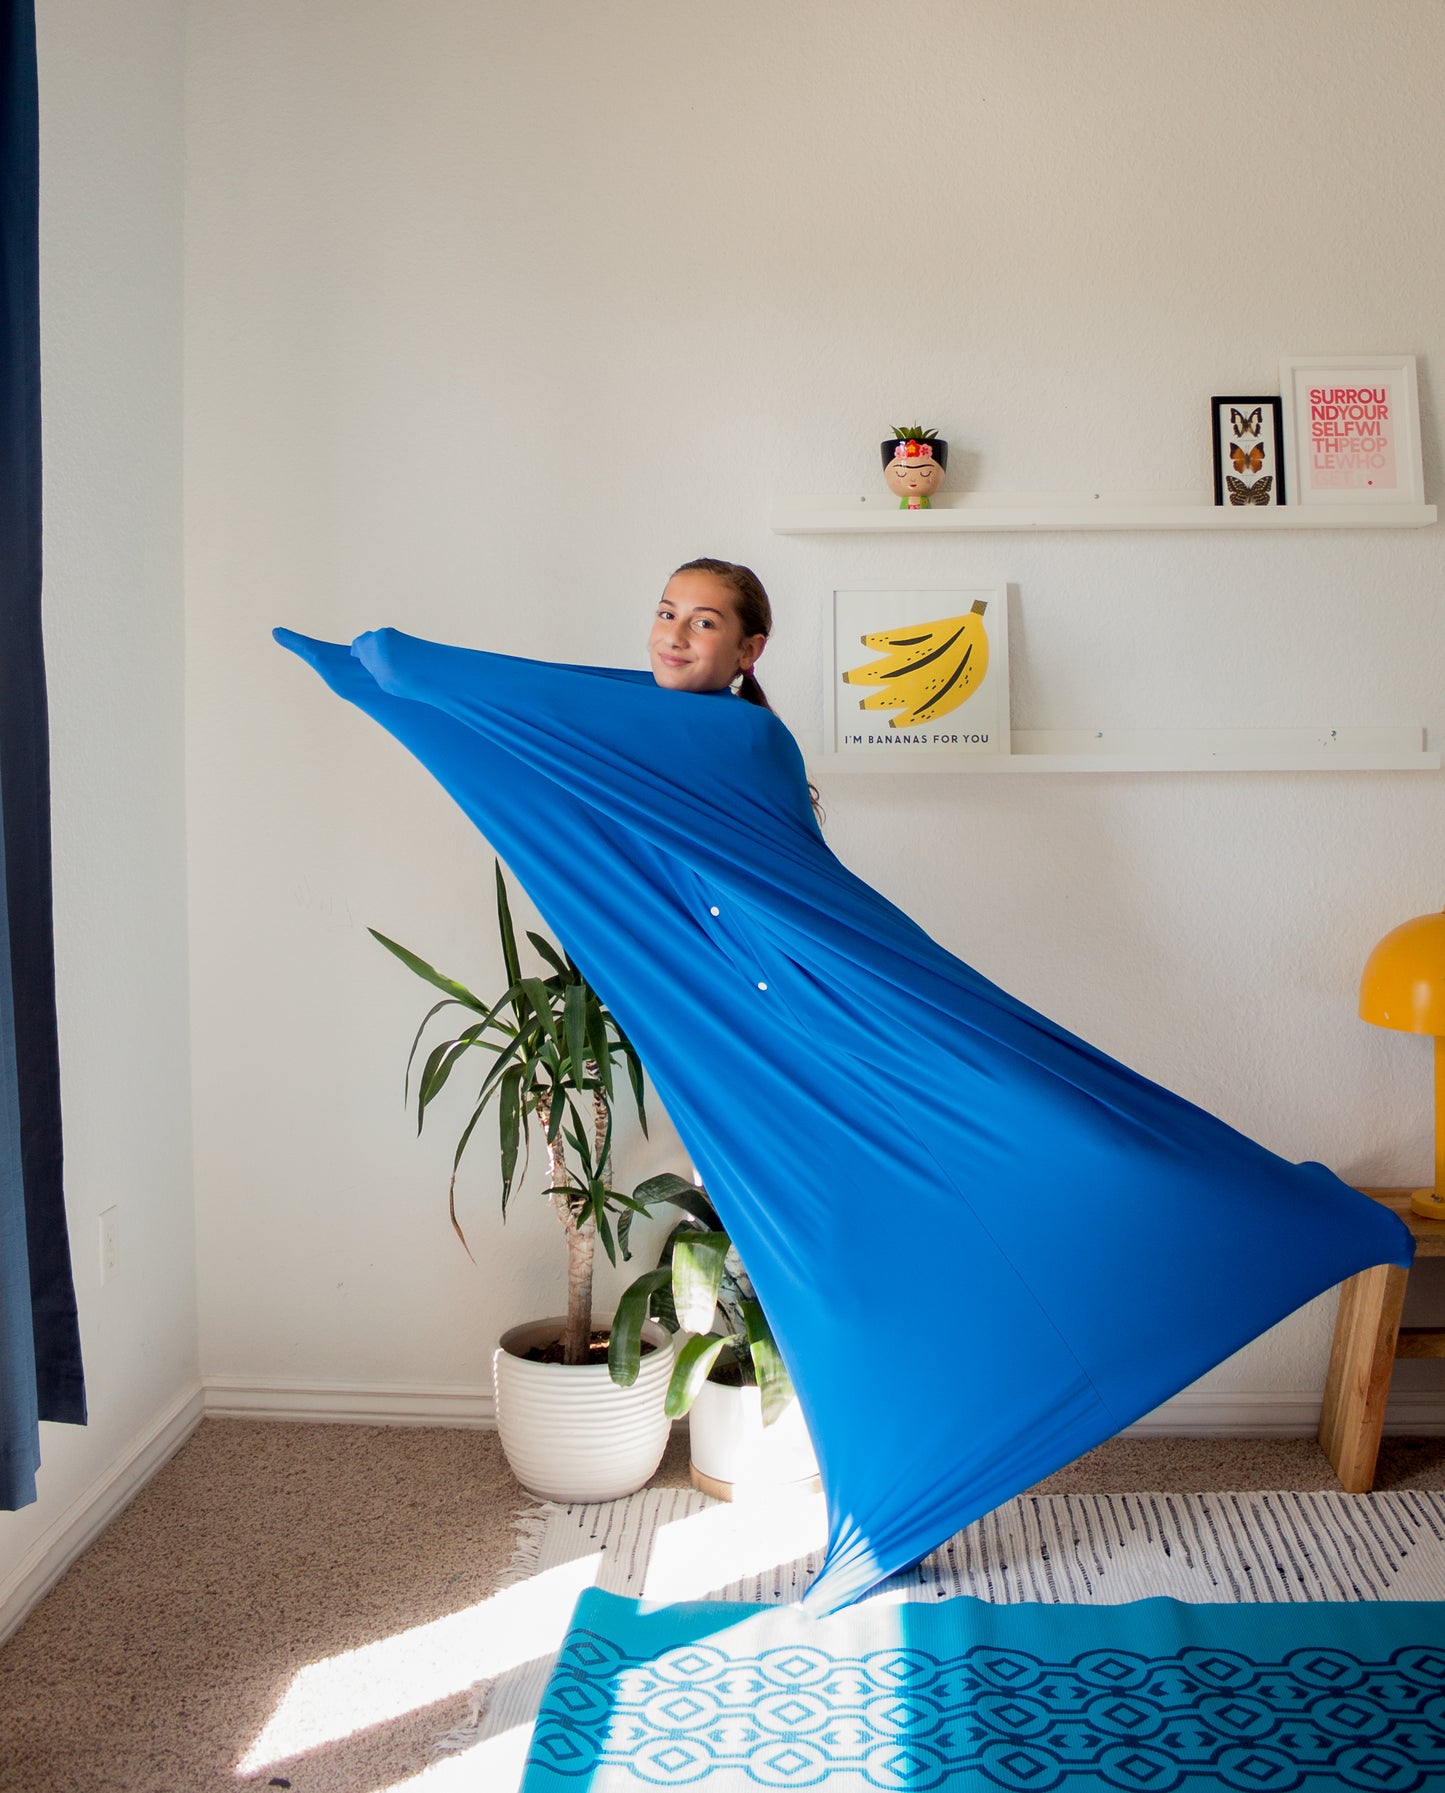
[1,0,85,1512]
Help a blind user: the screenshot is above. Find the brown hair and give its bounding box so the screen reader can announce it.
[669,557,823,825]
[670,557,773,708]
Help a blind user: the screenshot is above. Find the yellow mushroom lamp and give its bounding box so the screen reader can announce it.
[1360,906,1445,1222]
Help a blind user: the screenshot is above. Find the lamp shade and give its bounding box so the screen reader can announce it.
[1359,907,1445,1033]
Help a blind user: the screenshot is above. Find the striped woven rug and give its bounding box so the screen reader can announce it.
[442,1486,1445,1778]
[543,1486,1445,1607]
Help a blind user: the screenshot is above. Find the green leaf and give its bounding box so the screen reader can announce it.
[370,928,487,1011]
[585,1001,614,1099]
[651,1277,679,1335]
[561,1102,589,1165]
[446,1106,488,1253]
[665,1333,733,1419]
[619,1040,648,1135]
[497,1068,522,1200]
[402,997,467,1102]
[595,1204,616,1267]
[741,1301,794,1425]
[518,977,563,1056]
[563,983,588,1082]
[415,1038,452,1132]
[630,1174,717,1229]
[525,930,569,977]
[593,1100,614,1185]
[670,1230,729,1334]
[608,1267,673,1386]
[474,1022,542,1112]
[612,1186,649,1261]
[418,1021,489,1114]
[494,860,522,991]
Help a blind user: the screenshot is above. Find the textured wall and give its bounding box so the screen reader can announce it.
[0,0,193,1585]
[185,1,1444,1405]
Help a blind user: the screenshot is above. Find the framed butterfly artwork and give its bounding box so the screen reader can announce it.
[1210,395,1285,509]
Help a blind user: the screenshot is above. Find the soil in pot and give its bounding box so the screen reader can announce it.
[521,1331,658,1366]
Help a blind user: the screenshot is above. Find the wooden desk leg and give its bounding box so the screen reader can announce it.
[1318,1263,1409,1492]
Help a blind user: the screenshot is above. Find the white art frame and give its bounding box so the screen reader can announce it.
[823,586,1010,764]
[1280,355,1424,506]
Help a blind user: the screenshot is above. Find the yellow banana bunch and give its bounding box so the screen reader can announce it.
[841,601,989,729]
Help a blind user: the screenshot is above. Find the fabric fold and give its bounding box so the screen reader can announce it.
[275,625,1413,1612]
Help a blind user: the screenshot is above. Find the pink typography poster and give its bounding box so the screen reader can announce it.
[1283,357,1423,506]
[1307,383,1397,491]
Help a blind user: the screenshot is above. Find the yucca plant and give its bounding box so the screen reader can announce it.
[608,1180,795,1425]
[371,860,653,1366]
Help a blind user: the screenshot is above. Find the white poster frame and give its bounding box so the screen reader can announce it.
[822,586,1010,765]
[1280,354,1424,506]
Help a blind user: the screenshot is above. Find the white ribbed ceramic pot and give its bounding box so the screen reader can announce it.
[688,1379,820,1501]
[492,1315,673,1501]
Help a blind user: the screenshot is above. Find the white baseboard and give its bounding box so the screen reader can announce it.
[203,1375,495,1428]
[0,1380,205,1648]
[1128,1387,1445,1437]
[3,1375,1438,1650]
[202,1377,1445,1439]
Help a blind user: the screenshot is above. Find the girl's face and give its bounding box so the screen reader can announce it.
[649,570,767,693]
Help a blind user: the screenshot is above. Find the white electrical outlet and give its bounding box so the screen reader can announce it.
[99,1206,118,1284]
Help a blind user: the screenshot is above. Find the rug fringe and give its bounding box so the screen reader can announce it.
[433,1679,494,1754]
[495,1501,561,1588]
[431,1500,561,1754]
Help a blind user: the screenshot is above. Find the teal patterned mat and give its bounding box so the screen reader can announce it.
[521,1588,1445,1791]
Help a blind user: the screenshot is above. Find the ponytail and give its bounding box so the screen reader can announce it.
[733,666,823,824]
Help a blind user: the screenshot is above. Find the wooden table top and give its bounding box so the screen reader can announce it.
[1359,1187,1445,1258]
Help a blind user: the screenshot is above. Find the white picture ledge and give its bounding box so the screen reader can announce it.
[811,726,1438,775]
[773,494,1438,534]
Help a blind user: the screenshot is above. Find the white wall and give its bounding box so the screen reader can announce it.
[186,1,1445,1409]
[0,0,194,1614]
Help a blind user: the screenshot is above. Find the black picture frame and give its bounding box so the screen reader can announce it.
[1211,395,1285,508]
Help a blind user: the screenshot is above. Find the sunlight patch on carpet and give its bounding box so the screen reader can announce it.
[235,1552,602,1774]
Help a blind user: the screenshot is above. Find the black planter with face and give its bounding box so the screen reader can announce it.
[881,437,948,509]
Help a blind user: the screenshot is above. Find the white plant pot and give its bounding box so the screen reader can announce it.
[492,1315,673,1501]
[687,1378,820,1502]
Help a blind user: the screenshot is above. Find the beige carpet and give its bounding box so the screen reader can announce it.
[0,1421,1440,1793]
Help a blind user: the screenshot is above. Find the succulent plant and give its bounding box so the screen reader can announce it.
[890,424,941,442]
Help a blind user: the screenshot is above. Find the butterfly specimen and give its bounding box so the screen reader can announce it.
[1226,474,1273,506]
[1230,443,1265,474]
[1230,406,1262,438]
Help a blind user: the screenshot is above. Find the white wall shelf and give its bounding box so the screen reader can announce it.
[812,727,1438,775]
[774,496,1438,534]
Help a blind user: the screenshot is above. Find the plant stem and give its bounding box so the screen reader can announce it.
[539,1092,595,1365]
[593,1085,608,1185]
[563,1218,595,1366]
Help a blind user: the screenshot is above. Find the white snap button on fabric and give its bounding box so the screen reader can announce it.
[710,906,720,916]
[757,981,768,991]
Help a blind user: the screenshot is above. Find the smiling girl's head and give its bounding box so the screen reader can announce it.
[649,558,773,706]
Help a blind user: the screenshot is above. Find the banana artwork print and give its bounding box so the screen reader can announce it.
[842,600,990,729]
